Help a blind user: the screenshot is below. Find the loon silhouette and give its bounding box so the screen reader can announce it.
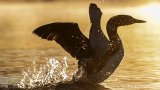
[33,3,145,83]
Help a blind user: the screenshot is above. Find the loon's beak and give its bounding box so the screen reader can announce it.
[134,19,146,23]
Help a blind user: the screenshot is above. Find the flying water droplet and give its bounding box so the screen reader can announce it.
[17,56,72,89]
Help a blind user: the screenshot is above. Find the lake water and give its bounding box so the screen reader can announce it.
[0,2,160,90]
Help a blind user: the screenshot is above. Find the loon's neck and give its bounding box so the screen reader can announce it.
[107,24,123,51]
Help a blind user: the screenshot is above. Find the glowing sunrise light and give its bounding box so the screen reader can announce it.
[137,3,160,23]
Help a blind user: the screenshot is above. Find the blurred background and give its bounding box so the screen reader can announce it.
[0,0,160,89]
[0,0,159,49]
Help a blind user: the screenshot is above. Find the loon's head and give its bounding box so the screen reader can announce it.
[107,15,146,27]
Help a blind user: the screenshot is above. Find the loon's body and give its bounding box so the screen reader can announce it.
[33,3,145,84]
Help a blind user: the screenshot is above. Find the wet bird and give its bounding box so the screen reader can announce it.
[33,3,145,83]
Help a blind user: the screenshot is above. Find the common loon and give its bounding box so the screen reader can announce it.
[33,3,145,84]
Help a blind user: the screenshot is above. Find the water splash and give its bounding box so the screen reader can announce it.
[17,56,71,89]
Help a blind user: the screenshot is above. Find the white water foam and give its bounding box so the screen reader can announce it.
[17,56,72,89]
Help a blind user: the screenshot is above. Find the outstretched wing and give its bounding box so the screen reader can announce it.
[89,3,111,59]
[33,23,93,60]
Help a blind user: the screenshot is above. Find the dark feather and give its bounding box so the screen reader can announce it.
[33,23,93,60]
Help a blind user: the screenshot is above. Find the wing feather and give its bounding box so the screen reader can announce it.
[89,3,111,59]
[33,23,93,60]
